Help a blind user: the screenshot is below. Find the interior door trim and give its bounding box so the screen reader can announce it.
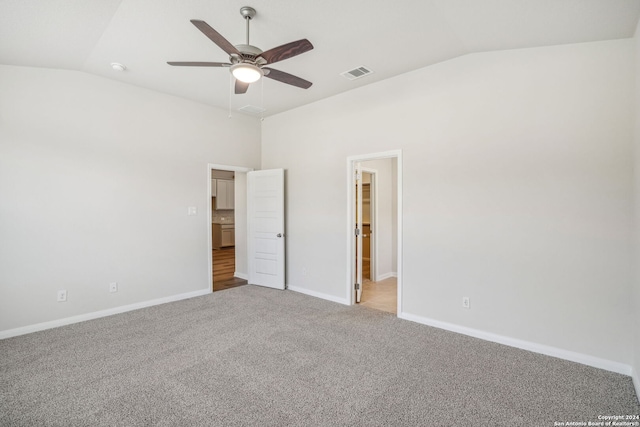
[346,150,403,315]
[207,163,254,294]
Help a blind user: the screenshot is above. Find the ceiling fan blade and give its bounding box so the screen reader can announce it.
[259,39,313,65]
[235,79,250,94]
[263,68,312,89]
[190,19,241,57]
[167,61,231,67]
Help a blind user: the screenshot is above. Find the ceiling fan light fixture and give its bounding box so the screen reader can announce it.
[231,63,263,83]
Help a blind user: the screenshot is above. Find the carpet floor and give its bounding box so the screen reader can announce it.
[1,285,638,426]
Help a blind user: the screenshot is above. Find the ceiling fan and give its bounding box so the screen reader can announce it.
[167,6,313,94]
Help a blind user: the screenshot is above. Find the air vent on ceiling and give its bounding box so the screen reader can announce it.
[340,65,374,81]
[238,105,266,115]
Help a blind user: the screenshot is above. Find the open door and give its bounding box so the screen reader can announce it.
[355,163,363,302]
[247,169,285,290]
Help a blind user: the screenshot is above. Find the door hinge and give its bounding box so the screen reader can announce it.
[355,283,360,290]
[355,228,360,236]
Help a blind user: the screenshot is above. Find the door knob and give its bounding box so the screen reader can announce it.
[277,233,282,238]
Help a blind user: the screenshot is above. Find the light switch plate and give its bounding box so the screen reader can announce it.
[187,206,197,216]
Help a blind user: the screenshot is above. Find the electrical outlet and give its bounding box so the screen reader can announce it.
[109,282,118,293]
[57,290,67,302]
[462,297,470,309]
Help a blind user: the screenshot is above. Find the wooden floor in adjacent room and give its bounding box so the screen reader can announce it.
[213,247,247,292]
[213,250,395,313]
[360,275,397,314]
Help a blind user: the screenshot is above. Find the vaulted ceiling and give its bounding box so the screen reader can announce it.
[1,0,639,117]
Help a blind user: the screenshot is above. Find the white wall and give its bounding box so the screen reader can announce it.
[0,65,261,333]
[633,19,640,395]
[263,39,635,367]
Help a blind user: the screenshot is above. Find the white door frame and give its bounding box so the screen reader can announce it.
[346,150,403,314]
[208,163,254,293]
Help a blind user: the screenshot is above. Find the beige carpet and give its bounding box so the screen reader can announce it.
[1,285,638,426]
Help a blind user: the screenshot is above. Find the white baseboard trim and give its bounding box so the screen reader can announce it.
[288,286,350,306]
[632,367,640,404]
[0,289,211,340]
[376,272,397,281]
[398,311,632,377]
[234,272,248,280]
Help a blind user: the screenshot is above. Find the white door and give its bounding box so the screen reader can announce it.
[248,169,285,289]
[355,163,364,302]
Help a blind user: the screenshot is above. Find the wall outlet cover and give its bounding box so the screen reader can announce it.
[57,290,67,302]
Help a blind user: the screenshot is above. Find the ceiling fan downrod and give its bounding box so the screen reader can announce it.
[240,6,256,45]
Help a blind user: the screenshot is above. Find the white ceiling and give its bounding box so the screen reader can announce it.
[1,0,639,117]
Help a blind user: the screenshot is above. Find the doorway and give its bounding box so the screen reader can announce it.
[208,164,253,293]
[360,169,375,282]
[347,151,402,315]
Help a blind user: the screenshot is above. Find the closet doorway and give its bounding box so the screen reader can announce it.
[348,152,402,315]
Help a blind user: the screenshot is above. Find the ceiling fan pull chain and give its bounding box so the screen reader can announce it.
[228,73,233,118]
[261,78,265,122]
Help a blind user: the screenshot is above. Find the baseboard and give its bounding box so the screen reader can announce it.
[632,367,640,403]
[0,288,211,340]
[287,285,350,305]
[376,272,397,281]
[234,272,248,280]
[398,311,632,377]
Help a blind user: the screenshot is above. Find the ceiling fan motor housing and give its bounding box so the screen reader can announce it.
[232,44,267,66]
